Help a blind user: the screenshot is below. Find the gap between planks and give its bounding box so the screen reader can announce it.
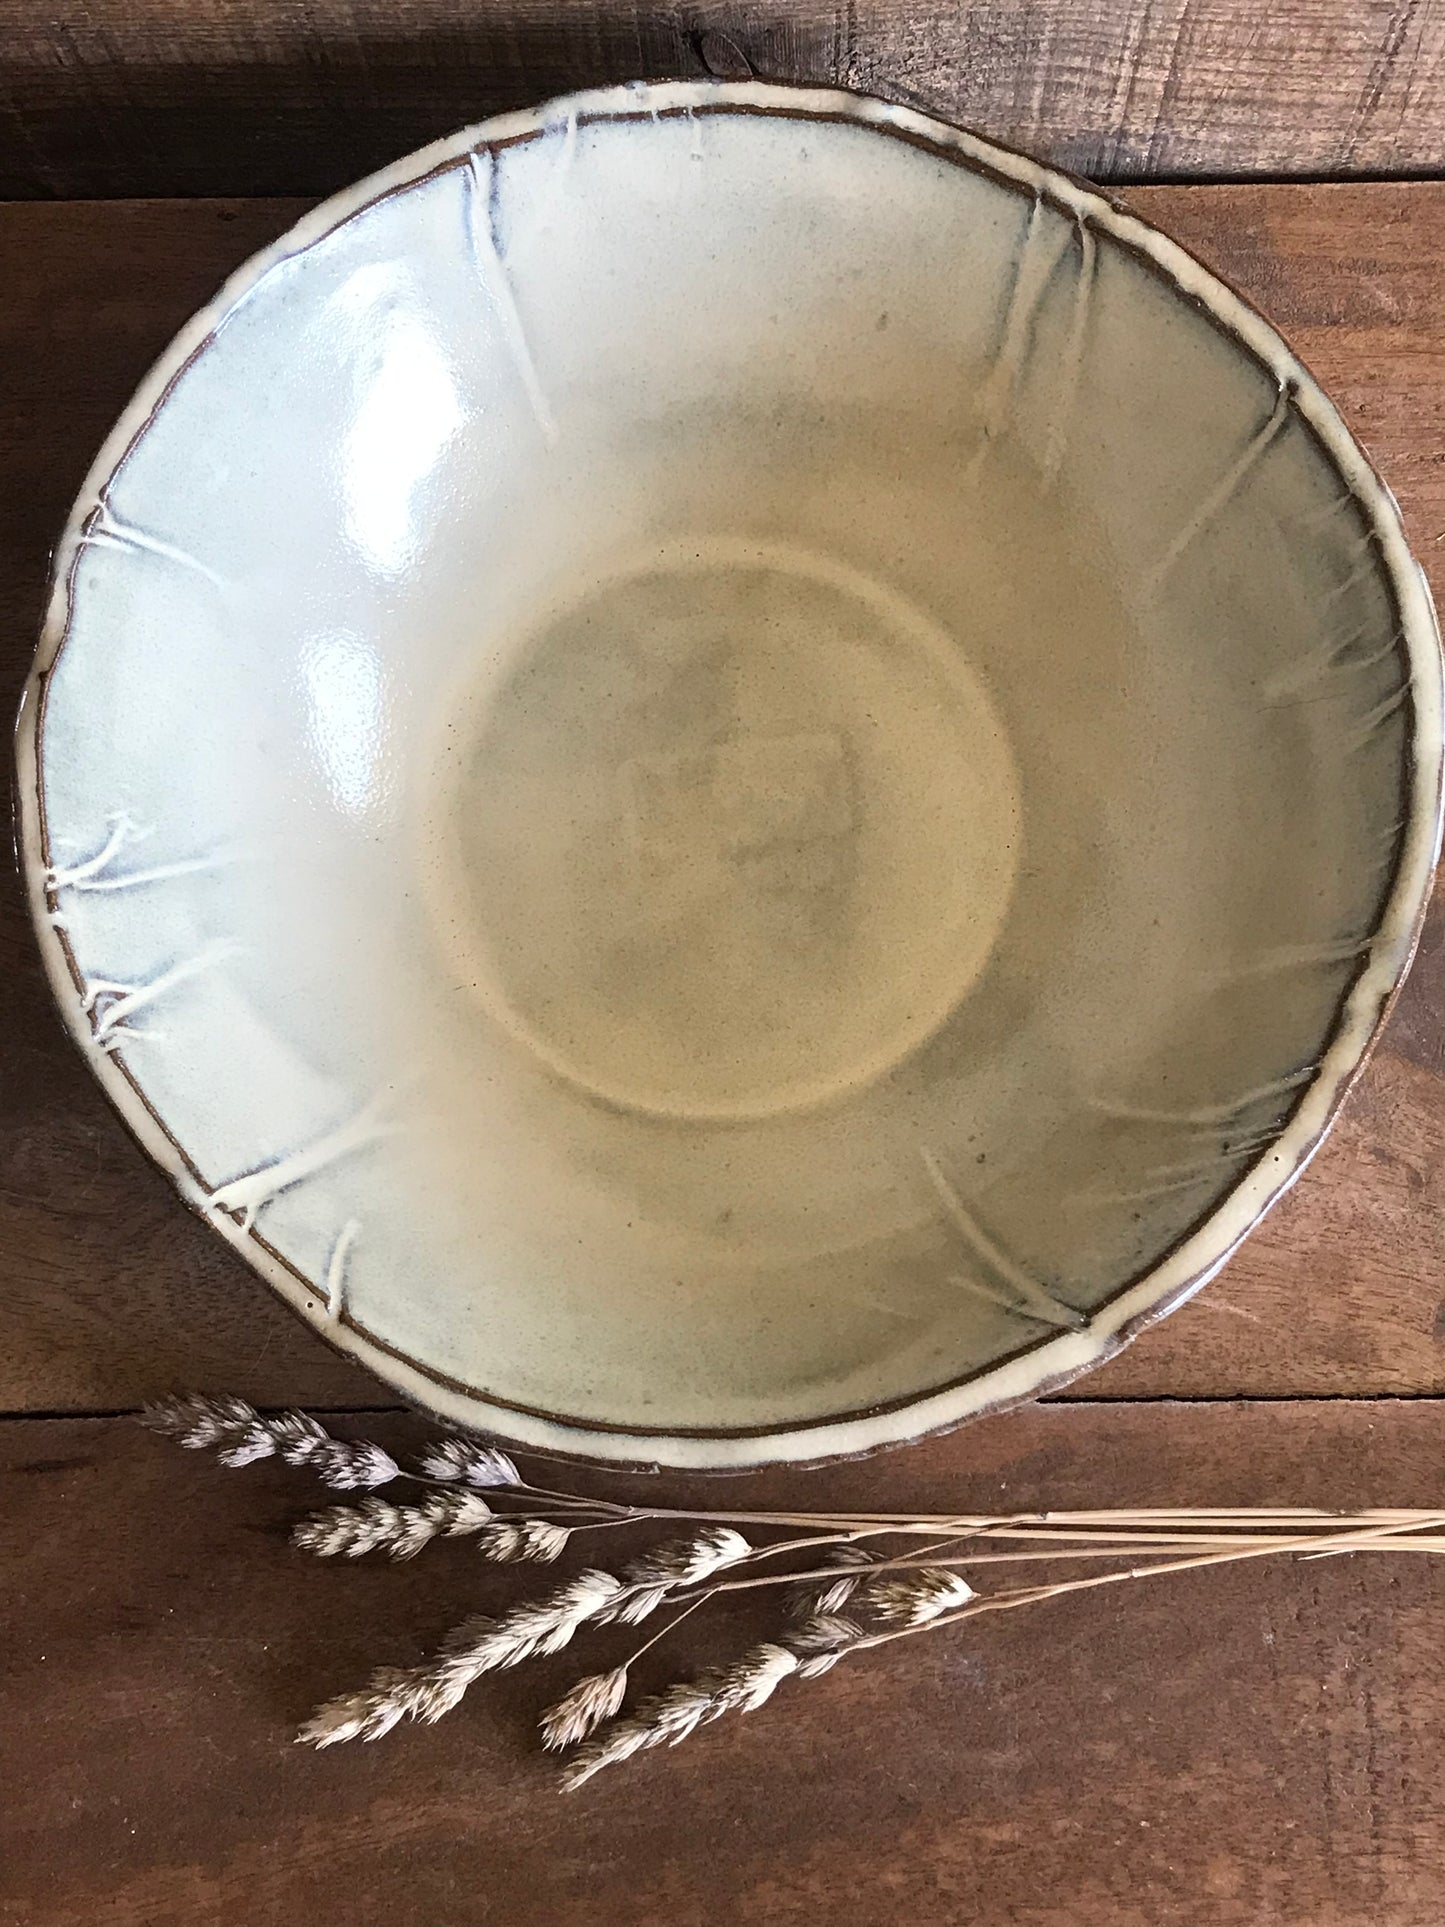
[9,1392,1445,1424]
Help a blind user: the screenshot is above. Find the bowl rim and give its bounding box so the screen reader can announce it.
[15,77,1444,1470]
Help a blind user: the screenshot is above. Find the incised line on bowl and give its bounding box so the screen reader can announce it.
[969,192,1077,480]
[1212,933,1373,984]
[466,145,558,446]
[1083,1065,1316,1205]
[1087,1064,1316,1129]
[79,490,226,591]
[323,1218,362,1322]
[919,1145,1084,1331]
[1263,623,1405,704]
[206,1090,402,1233]
[1145,379,1295,597]
[48,814,244,1048]
[47,811,238,903]
[78,941,239,1054]
[1042,212,1097,486]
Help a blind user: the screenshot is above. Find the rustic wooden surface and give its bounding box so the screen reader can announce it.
[6,1403,1445,1927]
[2,47,1445,1919]
[2,0,1445,197]
[2,184,1443,1414]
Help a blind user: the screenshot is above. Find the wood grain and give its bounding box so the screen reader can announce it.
[1,184,1443,1413]
[4,1402,1445,1926]
[0,1,1443,198]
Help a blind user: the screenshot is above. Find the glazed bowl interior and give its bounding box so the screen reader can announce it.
[22,83,1441,1465]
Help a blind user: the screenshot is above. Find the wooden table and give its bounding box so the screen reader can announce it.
[3,9,1445,1924]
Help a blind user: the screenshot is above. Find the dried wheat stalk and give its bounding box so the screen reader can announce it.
[143,1395,1445,1790]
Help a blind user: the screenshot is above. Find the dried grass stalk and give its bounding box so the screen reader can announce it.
[300,1571,625,1747]
[593,1527,752,1626]
[143,1395,399,1488]
[143,1395,1445,1790]
[561,1644,800,1789]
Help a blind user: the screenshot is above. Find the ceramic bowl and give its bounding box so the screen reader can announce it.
[17,82,1442,1467]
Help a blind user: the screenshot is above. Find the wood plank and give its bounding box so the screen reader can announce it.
[4,1402,1445,1925]
[1,185,1443,1413]
[0,1,1444,199]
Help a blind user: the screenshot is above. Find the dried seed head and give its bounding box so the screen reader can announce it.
[474,1519,571,1563]
[517,1522,571,1562]
[559,1643,800,1789]
[559,1716,655,1786]
[785,1613,863,1655]
[637,1681,718,1746]
[417,1438,522,1488]
[297,1662,477,1747]
[438,1571,625,1676]
[864,1567,977,1626]
[785,1543,878,1618]
[674,1526,752,1583]
[216,1421,279,1468]
[297,1690,401,1749]
[143,1394,256,1449]
[269,1411,333,1465]
[594,1527,752,1626]
[519,1570,622,1632]
[142,1398,398,1487]
[716,1643,799,1713]
[539,1668,630,1750]
[625,1526,750,1589]
[427,1491,494,1535]
[784,1612,863,1678]
[302,1570,630,1751]
[297,1666,429,1748]
[306,1438,402,1490]
[604,1584,671,1627]
[294,1498,400,1559]
[292,1490,496,1560]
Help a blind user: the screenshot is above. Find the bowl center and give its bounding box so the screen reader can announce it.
[431,540,1022,1120]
